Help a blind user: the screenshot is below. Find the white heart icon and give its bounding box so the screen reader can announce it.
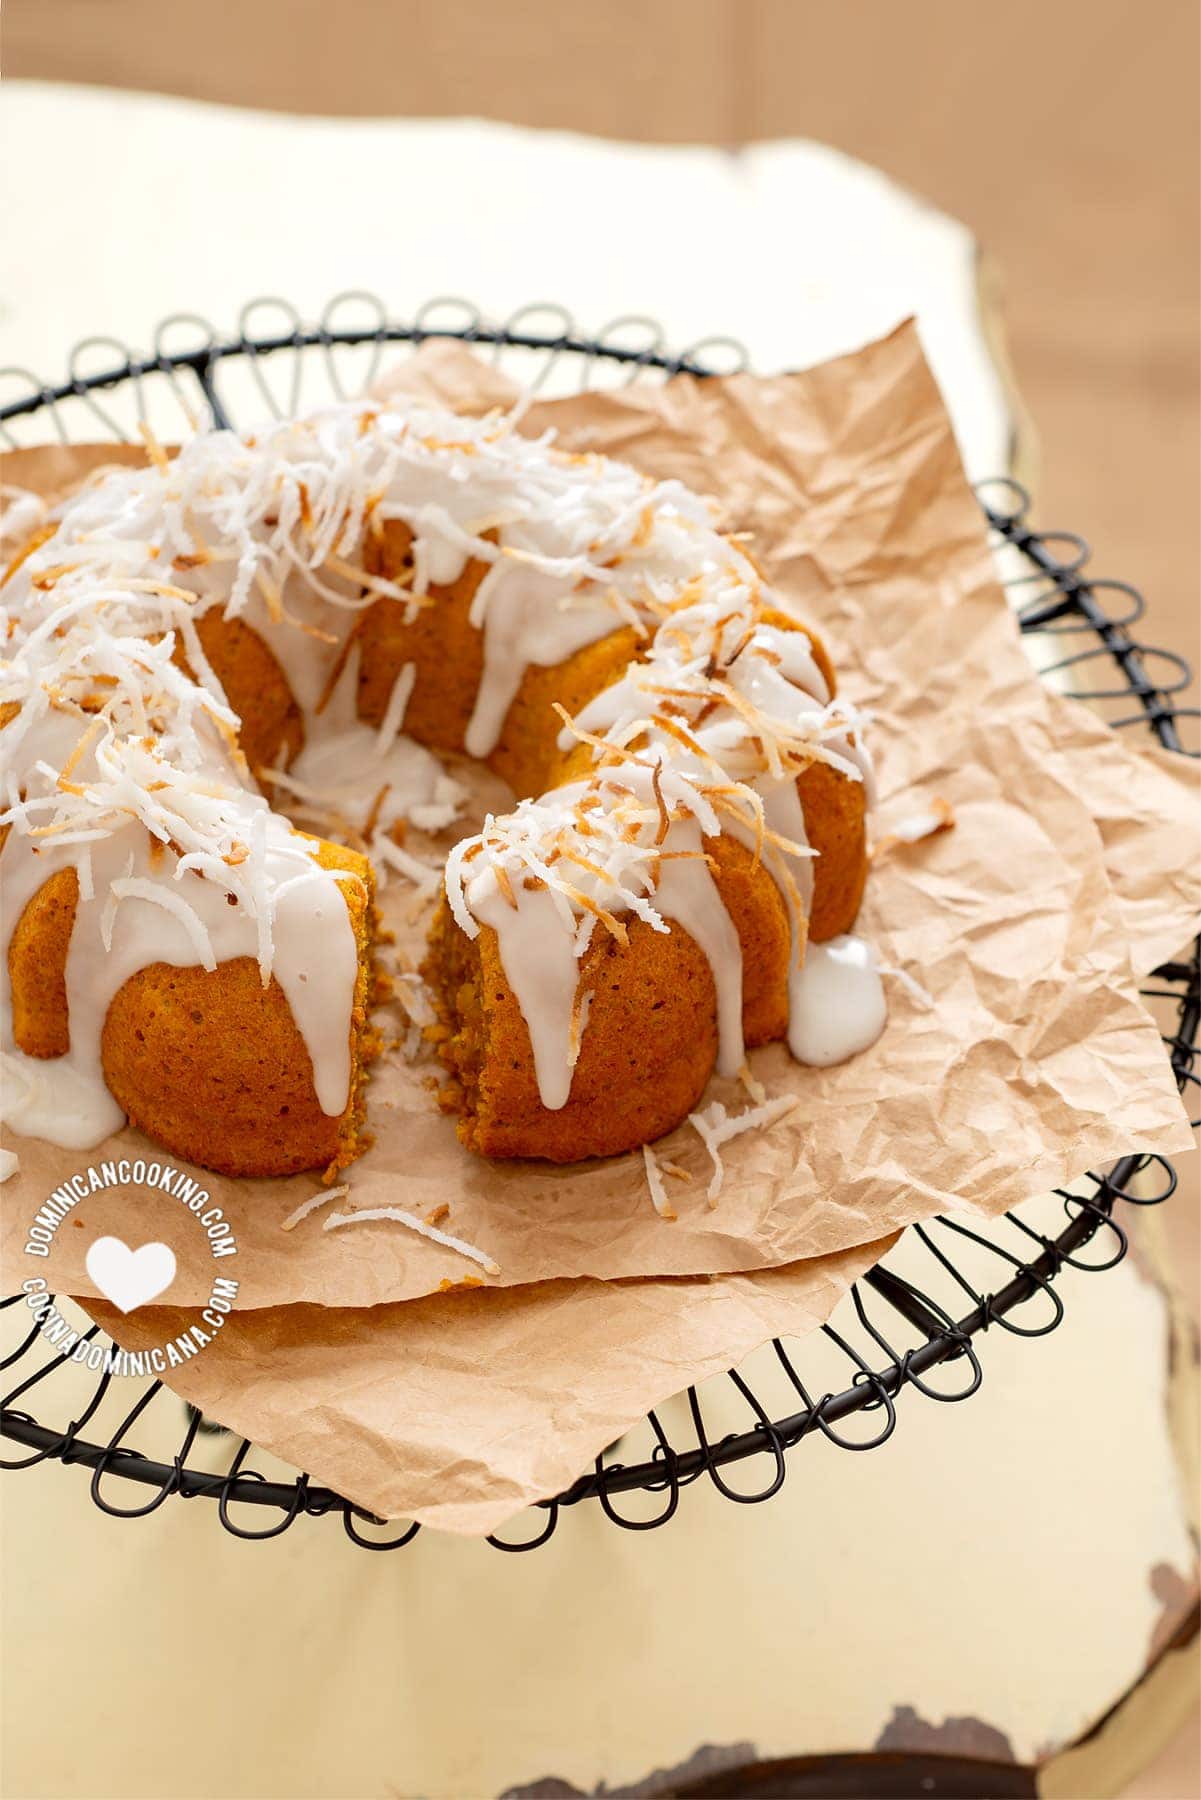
[85,1236,177,1313]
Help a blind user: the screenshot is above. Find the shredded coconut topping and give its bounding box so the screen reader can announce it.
[873,796,955,858]
[688,1095,800,1203]
[280,1183,350,1232]
[323,1203,500,1275]
[642,1143,678,1221]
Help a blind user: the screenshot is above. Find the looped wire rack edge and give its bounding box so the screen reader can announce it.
[2,292,1197,1552]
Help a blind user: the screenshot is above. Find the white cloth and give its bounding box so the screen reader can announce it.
[0,81,1012,476]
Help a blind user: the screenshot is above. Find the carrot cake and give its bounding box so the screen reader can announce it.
[0,394,883,1176]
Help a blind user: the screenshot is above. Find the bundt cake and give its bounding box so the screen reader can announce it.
[0,393,879,1178]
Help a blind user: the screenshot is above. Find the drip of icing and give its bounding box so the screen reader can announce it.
[412,533,470,592]
[653,821,744,1078]
[464,557,619,759]
[467,816,745,1111]
[469,878,583,1111]
[753,624,830,702]
[738,624,830,715]
[788,935,887,1067]
[758,777,815,916]
[1,1048,124,1148]
[286,649,466,838]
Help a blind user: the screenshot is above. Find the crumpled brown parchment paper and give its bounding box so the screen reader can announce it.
[2,324,1196,1321]
[4,322,1196,1536]
[79,1233,894,1536]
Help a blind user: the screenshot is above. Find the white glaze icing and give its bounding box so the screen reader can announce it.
[469,877,583,1110]
[787,935,888,1067]
[282,648,466,841]
[464,554,619,759]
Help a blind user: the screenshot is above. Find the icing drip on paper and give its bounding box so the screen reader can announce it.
[282,649,466,841]
[787,935,888,1067]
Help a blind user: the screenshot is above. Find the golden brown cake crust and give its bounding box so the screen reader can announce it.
[100,956,346,1178]
[800,759,869,940]
[706,833,792,1046]
[8,866,79,1058]
[423,897,718,1162]
[192,610,305,779]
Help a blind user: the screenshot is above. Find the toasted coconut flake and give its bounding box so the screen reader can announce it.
[559,882,629,945]
[280,1183,349,1232]
[59,721,108,798]
[551,700,630,768]
[567,987,594,1069]
[688,1094,799,1204]
[1,522,55,588]
[642,1143,678,1220]
[738,1062,768,1105]
[373,832,441,894]
[137,420,171,475]
[323,1204,500,1275]
[362,783,391,841]
[873,796,955,858]
[649,710,725,771]
[650,756,671,845]
[877,960,936,1010]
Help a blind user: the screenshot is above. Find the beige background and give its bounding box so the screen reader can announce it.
[4,3,1199,1793]
[8,0,1200,728]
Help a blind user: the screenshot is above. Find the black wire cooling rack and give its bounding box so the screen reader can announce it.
[1,293,1197,1551]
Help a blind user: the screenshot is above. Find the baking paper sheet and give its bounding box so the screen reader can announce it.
[3,325,1196,1317]
[80,1234,895,1536]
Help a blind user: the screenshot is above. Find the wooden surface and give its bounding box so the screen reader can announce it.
[4,5,1199,1793]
